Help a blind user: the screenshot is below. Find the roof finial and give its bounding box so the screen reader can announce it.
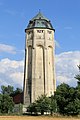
[39,9,41,13]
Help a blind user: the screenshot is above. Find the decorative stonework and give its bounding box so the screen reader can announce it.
[47,30,52,40]
[27,31,33,40]
[36,30,44,39]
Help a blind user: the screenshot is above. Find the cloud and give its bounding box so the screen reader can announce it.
[56,51,80,86]
[0,58,24,89]
[0,51,80,90]
[0,43,16,54]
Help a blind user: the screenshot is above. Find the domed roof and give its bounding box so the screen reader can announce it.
[26,12,55,31]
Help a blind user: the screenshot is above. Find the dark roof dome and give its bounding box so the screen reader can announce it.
[26,12,54,30]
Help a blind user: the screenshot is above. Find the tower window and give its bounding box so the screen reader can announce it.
[37,30,44,33]
[37,22,39,25]
[47,30,52,34]
[28,31,31,34]
[28,31,33,35]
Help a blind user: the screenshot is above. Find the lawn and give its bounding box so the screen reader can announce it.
[0,116,80,120]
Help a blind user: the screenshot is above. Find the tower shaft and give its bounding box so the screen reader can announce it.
[23,12,56,107]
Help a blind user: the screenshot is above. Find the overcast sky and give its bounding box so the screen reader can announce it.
[0,0,80,89]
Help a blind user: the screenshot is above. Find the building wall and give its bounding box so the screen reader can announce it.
[13,93,23,104]
[35,45,44,98]
[48,46,54,96]
[23,28,56,106]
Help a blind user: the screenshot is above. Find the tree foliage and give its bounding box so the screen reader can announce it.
[75,65,80,86]
[27,102,38,115]
[11,87,22,96]
[65,98,80,115]
[1,85,14,95]
[36,95,51,115]
[27,82,80,116]
[49,95,57,115]
[1,85,22,97]
[27,94,57,115]
[54,83,70,114]
[0,85,22,114]
[54,83,80,115]
[0,94,14,113]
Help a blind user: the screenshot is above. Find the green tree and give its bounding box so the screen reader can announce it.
[0,94,2,113]
[54,83,80,115]
[54,83,70,115]
[11,87,22,96]
[0,85,23,114]
[1,85,22,96]
[35,95,50,115]
[27,94,57,115]
[65,98,80,115]
[27,95,50,115]
[27,102,38,115]
[0,94,14,113]
[14,88,22,94]
[1,85,14,95]
[75,65,80,86]
[49,95,57,115]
